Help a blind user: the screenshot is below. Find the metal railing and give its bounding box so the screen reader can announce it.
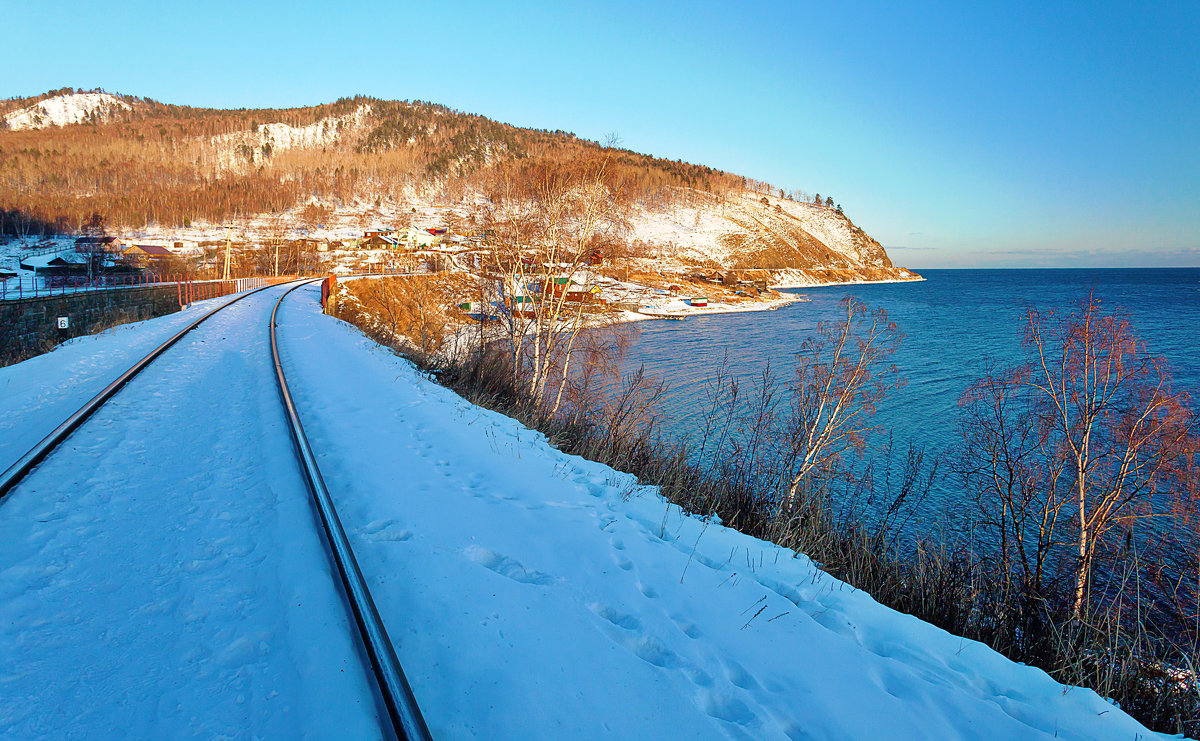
[0,274,296,304]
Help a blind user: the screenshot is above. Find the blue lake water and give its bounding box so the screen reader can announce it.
[619,268,1200,523]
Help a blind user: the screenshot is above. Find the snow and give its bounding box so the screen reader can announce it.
[0,281,1167,739]
[627,191,883,269]
[208,105,373,171]
[3,93,131,130]
[0,293,243,472]
[276,284,1166,740]
[0,287,381,739]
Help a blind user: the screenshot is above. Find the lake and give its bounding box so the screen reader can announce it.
[618,268,1200,528]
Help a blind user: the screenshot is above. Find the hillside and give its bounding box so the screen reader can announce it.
[0,88,916,283]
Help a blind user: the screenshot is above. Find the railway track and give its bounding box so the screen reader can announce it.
[0,280,430,741]
[272,282,431,741]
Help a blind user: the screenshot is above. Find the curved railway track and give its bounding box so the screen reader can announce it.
[272,281,431,741]
[0,280,430,741]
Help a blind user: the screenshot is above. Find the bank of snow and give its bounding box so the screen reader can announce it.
[0,280,1168,739]
[278,283,1165,740]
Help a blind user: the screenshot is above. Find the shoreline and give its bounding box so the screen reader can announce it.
[615,273,925,324]
[772,275,927,290]
[614,292,808,324]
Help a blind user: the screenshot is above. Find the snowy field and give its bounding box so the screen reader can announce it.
[0,283,1170,739]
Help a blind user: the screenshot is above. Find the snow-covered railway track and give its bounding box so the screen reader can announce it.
[0,281,279,500]
[270,282,431,741]
[0,281,427,739]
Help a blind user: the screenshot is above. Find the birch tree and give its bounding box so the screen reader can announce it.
[960,295,1198,617]
[783,297,903,502]
[482,156,628,412]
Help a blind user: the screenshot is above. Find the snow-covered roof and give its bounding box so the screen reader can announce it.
[19,252,88,269]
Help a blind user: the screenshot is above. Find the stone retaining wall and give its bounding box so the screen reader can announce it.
[0,286,180,367]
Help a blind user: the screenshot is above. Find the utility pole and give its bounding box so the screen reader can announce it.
[222,222,233,281]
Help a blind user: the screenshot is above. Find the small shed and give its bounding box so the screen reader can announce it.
[21,252,91,274]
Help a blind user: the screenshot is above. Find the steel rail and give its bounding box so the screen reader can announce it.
[269,281,432,741]
[0,281,284,501]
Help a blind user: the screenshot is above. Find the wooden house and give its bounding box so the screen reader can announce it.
[74,236,125,254]
[123,244,174,260]
[360,234,399,249]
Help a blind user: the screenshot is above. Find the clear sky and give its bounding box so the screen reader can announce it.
[3,0,1197,268]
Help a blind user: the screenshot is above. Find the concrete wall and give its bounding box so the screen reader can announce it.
[0,285,181,367]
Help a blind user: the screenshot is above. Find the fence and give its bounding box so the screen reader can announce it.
[1,274,297,305]
[18,243,75,259]
[2,272,174,302]
[175,276,298,306]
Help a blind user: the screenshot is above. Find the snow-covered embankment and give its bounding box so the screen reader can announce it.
[277,283,1163,740]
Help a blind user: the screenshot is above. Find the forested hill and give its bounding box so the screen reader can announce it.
[1,88,758,232]
[1,88,910,280]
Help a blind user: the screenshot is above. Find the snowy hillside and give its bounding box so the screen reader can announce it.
[0,284,1164,739]
[1,89,918,283]
[2,92,131,130]
[207,104,374,170]
[629,190,895,273]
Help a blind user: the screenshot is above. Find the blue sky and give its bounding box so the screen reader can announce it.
[3,0,1197,267]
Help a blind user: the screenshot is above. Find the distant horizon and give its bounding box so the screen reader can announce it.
[898,264,1200,271]
[2,1,1196,269]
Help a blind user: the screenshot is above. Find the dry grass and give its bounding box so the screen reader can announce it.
[333,273,476,360]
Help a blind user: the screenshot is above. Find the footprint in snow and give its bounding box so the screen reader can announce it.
[721,658,762,691]
[360,520,413,543]
[588,602,642,631]
[463,546,554,586]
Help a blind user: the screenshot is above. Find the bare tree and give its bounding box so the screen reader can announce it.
[960,294,1198,617]
[481,155,629,413]
[958,365,1069,597]
[783,298,903,502]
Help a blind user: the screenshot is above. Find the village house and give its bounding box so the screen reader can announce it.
[398,226,446,249]
[122,244,174,262]
[288,237,325,252]
[74,236,125,254]
[359,232,399,249]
